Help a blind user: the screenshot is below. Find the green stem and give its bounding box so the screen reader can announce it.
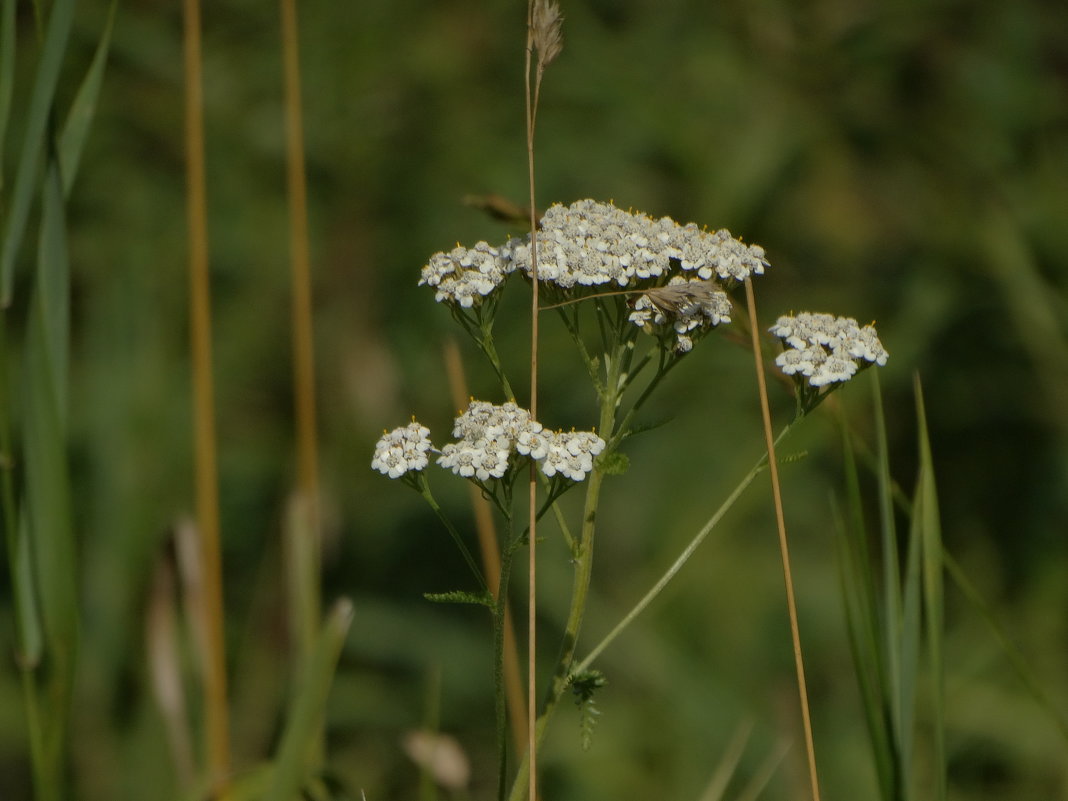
[505,344,624,801]
[575,424,795,674]
[478,318,515,401]
[417,475,488,592]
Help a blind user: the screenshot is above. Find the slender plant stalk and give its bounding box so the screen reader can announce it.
[573,423,795,675]
[279,0,323,765]
[443,340,530,757]
[280,0,320,516]
[743,276,820,801]
[506,346,620,801]
[495,532,517,801]
[523,5,541,798]
[182,0,231,787]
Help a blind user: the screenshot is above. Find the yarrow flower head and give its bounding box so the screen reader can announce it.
[371,421,433,478]
[418,240,521,308]
[627,277,734,352]
[419,199,770,350]
[435,399,605,483]
[770,312,889,388]
[437,400,533,481]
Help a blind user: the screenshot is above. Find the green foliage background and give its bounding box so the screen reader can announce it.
[2,0,1067,798]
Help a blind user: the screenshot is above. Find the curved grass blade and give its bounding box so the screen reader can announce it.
[59,0,117,198]
[832,410,894,799]
[264,598,355,801]
[0,0,74,306]
[20,156,76,801]
[0,0,15,176]
[914,376,946,801]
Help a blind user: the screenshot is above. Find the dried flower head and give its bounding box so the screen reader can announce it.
[533,0,564,68]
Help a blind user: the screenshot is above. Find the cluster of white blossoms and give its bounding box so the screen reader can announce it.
[419,241,515,309]
[371,421,433,479]
[627,276,734,352]
[419,199,769,314]
[372,401,606,483]
[515,427,606,482]
[437,400,535,481]
[511,199,770,289]
[769,312,889,387]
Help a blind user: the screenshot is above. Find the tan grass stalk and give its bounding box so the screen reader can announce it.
[523,6,538,799]
[279,0,320,518]
[442,340,529,758]
[182,0,230,787]
[524,6,560,794]
[279,0,323,766]
[743,276,820,801]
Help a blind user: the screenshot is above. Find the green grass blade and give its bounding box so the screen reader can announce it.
[914,376,946,801]
[21,158,76,801]
[2,320,42,668]
[12,512,44,664]
[898,463,922,794]
[264,598,354,801]
[871,370,906,771]
[37,158,68,406]
[58,0,117,198]
[0,0,74,305]
[0,0,15,180]
[834,407,895,800]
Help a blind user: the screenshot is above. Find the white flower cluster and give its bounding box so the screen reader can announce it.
[371,402,605,482]
[437,400,605,483]
[516,427,606,482]
[371,421,433,478]
[513,199,770,289]
[419,240,520,308]
[437,400,534,480]
[418,199,770,307]
[627,276,734,352]
[769,312,889,387]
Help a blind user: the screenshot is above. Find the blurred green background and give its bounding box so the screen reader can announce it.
[3,0,1068,798]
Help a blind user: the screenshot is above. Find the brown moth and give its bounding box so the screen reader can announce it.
[641,279,725,317]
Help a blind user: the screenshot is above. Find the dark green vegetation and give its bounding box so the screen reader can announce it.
[2,0,1067,799]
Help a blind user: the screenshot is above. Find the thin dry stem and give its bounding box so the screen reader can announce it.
[442,341,529,759]
[280,0,324,764]
[182,0,231,787]
[743,277,820,801]
[523,3,549,798]
[280,0,320,522]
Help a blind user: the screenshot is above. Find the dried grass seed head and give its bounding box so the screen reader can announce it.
[533,0,563,67]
